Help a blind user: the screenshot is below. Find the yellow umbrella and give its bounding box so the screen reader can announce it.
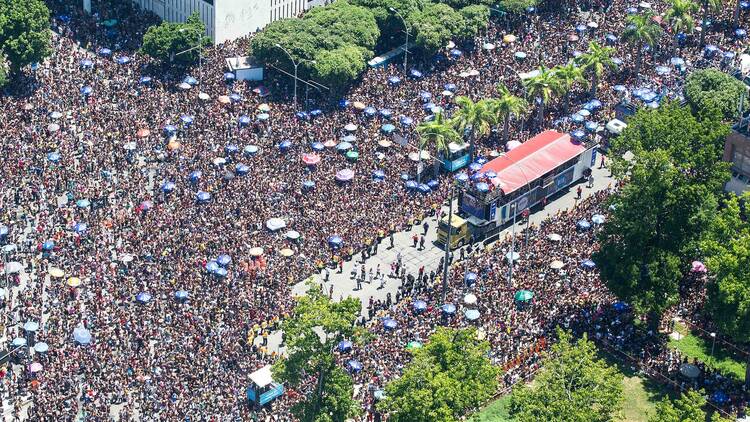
[67,277,81,287]
[49,268,64,278]
[167,140,181,151]
[257,103,271,112]
[249,247,264,257]
[352,102,366,110]
[218,95,231,104]
[279,248,294,257]
[503,34,517,43]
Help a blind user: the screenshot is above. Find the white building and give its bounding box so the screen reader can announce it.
[131,0,325,44]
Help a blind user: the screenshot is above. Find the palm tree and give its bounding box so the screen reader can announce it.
[699,0,724,47]
[416,111,461,162]
[491,85,528,146]
[522,66,561,127]
[665,0,699,53]
[575,41,616,98]
[451,96,495,158]
[622,12,663,79]
[552,62,587,115]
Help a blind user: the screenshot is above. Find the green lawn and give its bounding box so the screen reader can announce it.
[470,394,512,422]
[668,322,746,382]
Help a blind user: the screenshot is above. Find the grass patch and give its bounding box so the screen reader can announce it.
[470,394,512,422]
[668,322,746,382]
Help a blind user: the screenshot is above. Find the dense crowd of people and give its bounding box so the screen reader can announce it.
[0,0,747,420]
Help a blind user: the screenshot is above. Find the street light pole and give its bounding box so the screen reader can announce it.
[275,44,299,106]
[441,184,455,303]
[389,8,409,73]
[710,332,717,366]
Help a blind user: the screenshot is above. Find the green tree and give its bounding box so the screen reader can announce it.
[141,12,210,65]
[304,0,380,52]
[313,45,369,93]
[273,282,361,422]
[452,96,495,158]
[509,329,623,422]
[408,3,468,54]
[379,327,500,422]
[459,5,490,35]
[575,41,615,98]
[685,69,749,121]
[0,60,7,87]
[621,12,663,80]
[649,390,732,422]
[417,111,462,156]
[553,62,587,114]
[665,0,698,52]
[522,66,561,127]
[491,84,528,145]
[499,0,539,14]
[347,0,421,50]
[0,0,51,73]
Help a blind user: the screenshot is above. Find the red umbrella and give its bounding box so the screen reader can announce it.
[136,128,150,138]
[302,153,321,166]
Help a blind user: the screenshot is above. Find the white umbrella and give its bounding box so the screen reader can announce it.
[344,124,358,132]
[123,142,137,151]
[5,262,23,274]
[505,251,520,262]
[468,69,480,76]
[550,260,565,270]
[482,42,496,50]
[198,92,210,101]
[178,82,192,90]
[547,233,562,242]
[266,218,286,231]
[408,151,431,162]
[285,230,301,240]
[463,293,477,305]
[212,157,226,166]
[120,254,134,263]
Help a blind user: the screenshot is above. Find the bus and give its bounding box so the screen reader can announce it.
[437,130,597,248]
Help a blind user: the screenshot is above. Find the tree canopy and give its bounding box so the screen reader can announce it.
[649,390,732,422]
[685,69,749,121]
[407,3,471,55]
[378,327,499,422]
[0,0,52,73]
[273,282,361,422]
[141,12,210,65]
[509,329,624,422]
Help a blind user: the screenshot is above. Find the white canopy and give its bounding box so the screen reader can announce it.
[249,365,275,388]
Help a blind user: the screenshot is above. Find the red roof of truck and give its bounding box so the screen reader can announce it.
[480,130,585,194]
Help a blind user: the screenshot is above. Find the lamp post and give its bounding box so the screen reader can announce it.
[274,44,315,107]
[389,7,410,73]
[177,28,204,88]
[710,332,717,366]
[441,182,456,303]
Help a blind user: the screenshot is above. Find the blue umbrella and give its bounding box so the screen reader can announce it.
[296,111,309,120]
[139,76,152,85]
[244,145,259,156]
[0,225,8,236]
[347,360,363,372]
[605,34,618,44]
[224,72,235,81]
[73,222,88,234]
[613,84,627,93]
[381,123,396,133]
[257,113,270,121]
[465,309,481,321]
[328,235,343,248]
[388,76,401,85]
[80,59,93,68]
[577,108,591,117]
[42,240,55,251]
[450,49,462,58]
[413,300,427,312]
[311,142,325,152]
[184,76,198,85]
[468,163,482,172]
[704,45,720,58]
[116,56,130,65]
[419,91,432,102]
[47,152,61,162]
[12,337,26,347]
[571,130,586,141]
[743,0,750,9]
[225,144,239,155]
[400,173,411,181]
[161,182,176,193]
[136,292,152,303]
[444,83,457,92]
[303,180,316,190]
[584,99,603,110]
[215,267,228,278]
[710,391,729,404]
[591,214,605,224]
[417,184,431,194]
[585,121,599,132]
[80,86,93,96]
[655,66,671,76]
[217,254,232,266]
[372,169,386,180]
[476,182,490,192]
[363,107,377,116]
[611,57,624,67]
[339,99,350,108]
[476,156,489,164]
[423,102,436,111]
[98,48,112,56]
[427,179,439,189]
[409,69,423,78]
[736,28,747,38]
[23,321,39,332]
[441,303,456,315]
[337,340,353,352]
[613,301,629,312]
[581,259,596,269]
[163,124,177,135]
[454,172,469,183]
[310,109,323,117]
[175,290,189,300]
[180,115,193,125]
[383,318,398,330]
[515,51,527,60]
[471,172,485,181]
[570,114,585,124]
[576,23,587,33]
[196,191,211,202]
[464,272,478,284]
[206,260,220,273]
[73,327,92,345]
[399,116,413,126]
[229,93,241,102]
[405,180,418,190]
[238,115,251,126]
[279,140,293,151]
[342,134,357,143]
[380,108,392,119]
[235,164,250,175]
[76,199,90,208]
[336,141,353,151]
[33,342,49,353]
[626,6,638,14]
[723,51,736,61]
[189,171,202,183]
[577,220,591,230]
